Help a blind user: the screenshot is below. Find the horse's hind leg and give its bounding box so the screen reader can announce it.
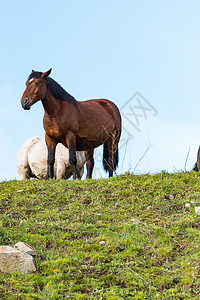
[79,166,85,179]
[18,165,31,180]
[84,149,94,178]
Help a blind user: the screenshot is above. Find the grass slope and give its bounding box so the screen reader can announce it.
[0,172,200,299]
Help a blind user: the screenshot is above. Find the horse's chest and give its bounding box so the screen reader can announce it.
[44,118,65,141]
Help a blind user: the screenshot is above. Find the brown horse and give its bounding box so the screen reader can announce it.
[21,69,121,179]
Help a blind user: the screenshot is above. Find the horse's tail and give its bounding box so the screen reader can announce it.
[113,147,119,170]
[103,141,119,173]
[193,162,198,171]
[193,145,200,171]
[103,142,109,172]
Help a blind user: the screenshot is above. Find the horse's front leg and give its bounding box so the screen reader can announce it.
[66,132,80,180]
[45,134,57,179]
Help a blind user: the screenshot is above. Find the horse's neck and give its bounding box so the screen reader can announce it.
[42,92,61,117]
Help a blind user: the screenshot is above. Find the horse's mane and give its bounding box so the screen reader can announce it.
[28,72,77,104]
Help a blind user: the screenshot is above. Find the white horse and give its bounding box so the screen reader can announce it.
[17,137,86,180]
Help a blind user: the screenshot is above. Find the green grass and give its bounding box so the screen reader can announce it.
[0,171,200,299]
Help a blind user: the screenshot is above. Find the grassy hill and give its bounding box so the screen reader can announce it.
[0,172,200,299]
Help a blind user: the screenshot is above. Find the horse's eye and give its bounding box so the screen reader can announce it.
[35,82,40,85]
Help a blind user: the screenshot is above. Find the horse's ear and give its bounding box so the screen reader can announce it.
[42,68,52,79]
[32,70,35,73]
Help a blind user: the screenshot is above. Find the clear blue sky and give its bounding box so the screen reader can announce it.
[1,0,200,180]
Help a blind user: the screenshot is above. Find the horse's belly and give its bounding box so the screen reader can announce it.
[76,136,102,150]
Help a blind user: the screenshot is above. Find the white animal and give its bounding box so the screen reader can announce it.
[17,137,86,180]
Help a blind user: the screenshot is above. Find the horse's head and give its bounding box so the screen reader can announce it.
[21,69,52,110]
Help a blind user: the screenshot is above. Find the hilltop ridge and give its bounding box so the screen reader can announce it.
[0,172,200,299]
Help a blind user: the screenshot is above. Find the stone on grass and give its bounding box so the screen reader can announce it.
[131,219,141,224]
[0,246,36,274]
[14,242,37,256]
[195,207,200,215]
[99,241,106,245]
[185,203,191,208]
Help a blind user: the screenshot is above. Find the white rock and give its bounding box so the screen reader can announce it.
[195,207,200,215]
[14,242,37,256]
[185,203,191,208]
[99,241,106,245]
[131,219,141,224]
[0,246,36,274]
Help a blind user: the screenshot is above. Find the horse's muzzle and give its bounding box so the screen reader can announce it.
[21,98,31,110]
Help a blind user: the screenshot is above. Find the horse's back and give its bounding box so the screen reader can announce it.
[79,98,121,126]
[77,99,121,146]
